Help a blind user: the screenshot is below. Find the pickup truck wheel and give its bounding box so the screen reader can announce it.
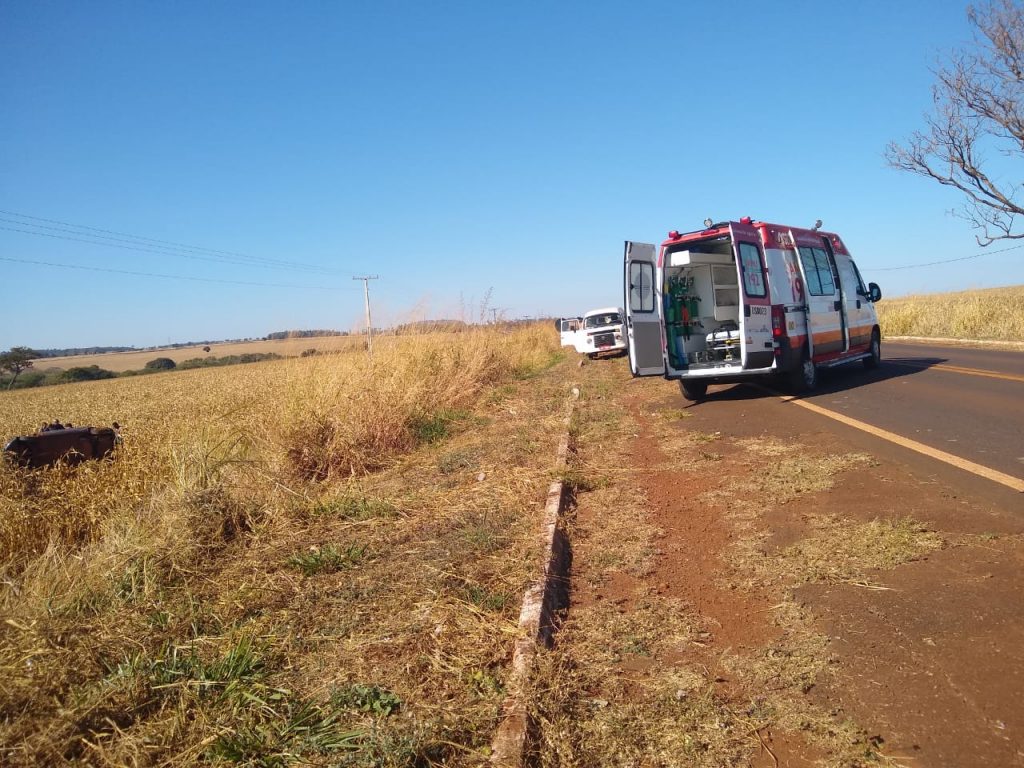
[863,330,881,369]
[679,380,708,402]
[788,354,817,393]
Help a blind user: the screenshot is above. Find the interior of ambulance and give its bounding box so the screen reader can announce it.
[661,237,751,372]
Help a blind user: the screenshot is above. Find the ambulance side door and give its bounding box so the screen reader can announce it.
[793,231,844,357]
[836,257,873,351]
[623,241,666,376]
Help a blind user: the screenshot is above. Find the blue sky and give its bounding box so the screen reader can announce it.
[2,0,1021,349]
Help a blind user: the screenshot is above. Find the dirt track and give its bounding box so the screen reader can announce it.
[536,355,1024,767]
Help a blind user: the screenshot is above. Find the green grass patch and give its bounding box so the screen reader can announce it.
[330,683,403,717]
[437,448,478,475]
[286,543,367,576]
[313,495,397,521]
[409,408,470,445]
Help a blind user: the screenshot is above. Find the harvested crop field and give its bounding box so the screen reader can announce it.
[0,325,575,766]
[29,334,368,373]
[876,284,1024,342]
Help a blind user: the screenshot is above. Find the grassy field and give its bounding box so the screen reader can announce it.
[0,324,571,766]
[876,284,1024,341]
[24,282,1024,380]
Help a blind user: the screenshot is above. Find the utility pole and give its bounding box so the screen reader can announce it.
[352,275,379,356]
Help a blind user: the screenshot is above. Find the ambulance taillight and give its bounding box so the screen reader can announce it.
[771,306,786,352]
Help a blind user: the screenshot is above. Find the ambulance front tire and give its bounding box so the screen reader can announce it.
[863,329,881,369]
[679,380,708,402]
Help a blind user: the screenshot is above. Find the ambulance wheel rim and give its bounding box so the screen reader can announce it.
[801,358,816,389]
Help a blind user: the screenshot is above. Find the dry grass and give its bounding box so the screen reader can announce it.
[0,323,573,766]
[529,593,755,768]
[528,370,755,767]
[770,518,944,585]
[876,284,1024,341]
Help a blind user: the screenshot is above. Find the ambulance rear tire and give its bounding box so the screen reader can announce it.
[680,380,708,402]
[788,353,817,393]
[863,330,881,369]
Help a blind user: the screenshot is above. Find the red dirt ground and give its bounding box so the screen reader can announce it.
[578,369,1024,767]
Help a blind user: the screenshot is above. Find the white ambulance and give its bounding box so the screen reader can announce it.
[623,218,882,400]
[574,307,627,358]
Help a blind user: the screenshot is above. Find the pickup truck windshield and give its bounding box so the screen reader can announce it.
[585,313,621,328]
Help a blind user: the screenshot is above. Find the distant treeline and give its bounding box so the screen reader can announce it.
[33,346,137,357]
[265,330,347,340]
[178,353,282,369]
[2,353,284,391]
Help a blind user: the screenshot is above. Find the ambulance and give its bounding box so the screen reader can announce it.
[623,218,882,400]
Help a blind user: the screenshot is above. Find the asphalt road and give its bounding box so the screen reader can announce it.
[802,339,1024,485]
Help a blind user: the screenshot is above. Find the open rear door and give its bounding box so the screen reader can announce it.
[623,241,665,376]
[729,222,774,369]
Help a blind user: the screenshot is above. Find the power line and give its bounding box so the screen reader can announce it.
[0,209,351,275]
[0,255,355,291]
[0,224,337,273]
[871,242,1024,271]
[0,218,339,274]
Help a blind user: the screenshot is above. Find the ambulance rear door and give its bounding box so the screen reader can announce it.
[624,241,665,376]
[730,222,773,369]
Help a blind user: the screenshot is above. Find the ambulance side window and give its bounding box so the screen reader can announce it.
[798,247,836,296]
[799,247,823,294]
[629,262,655,313]
[813,248,836,294]
[738,242,766,297]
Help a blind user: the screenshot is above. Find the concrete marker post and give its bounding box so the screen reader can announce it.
[490,386,579,766]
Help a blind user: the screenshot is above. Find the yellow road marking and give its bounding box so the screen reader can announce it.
[775,394,1024,493]
[887,360,1024,383]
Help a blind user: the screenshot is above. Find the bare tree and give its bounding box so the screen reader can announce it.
[887,0,1024,245]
